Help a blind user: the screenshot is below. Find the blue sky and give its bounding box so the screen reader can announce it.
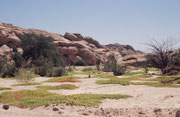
[0,0,180,51]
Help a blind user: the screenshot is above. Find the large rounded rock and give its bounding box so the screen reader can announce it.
[64,32,82,41]
[59,46,78,55]
[66,47,78,55]
[68,55,78,63]
[84,37,103,48]
[73,33,83,39]
[79,48,97,65]
[0,45,12,56]
[0,30,21,47]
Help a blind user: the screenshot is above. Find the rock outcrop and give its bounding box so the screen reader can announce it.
[0,45,13,60]
[0,22,146,65]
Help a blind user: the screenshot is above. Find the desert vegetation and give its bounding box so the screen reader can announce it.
[0,33,66,79]
[146,39,180,75]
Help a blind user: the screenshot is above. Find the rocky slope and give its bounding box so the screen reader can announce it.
[0,22,146,65]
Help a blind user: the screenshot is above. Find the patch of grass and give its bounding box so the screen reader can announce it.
[12,82,41,87]
[96,74,153,85]
[32,73,40,78]
[118,74,153,82]
[96,79,130,85]
[148,67,159,71]
[94,74,117,79]
[127,67,143,71]
[82,68,98,74]
[122,71,144,76]
[36,84,78,90]
[15,69,34,81]
[132,82,180,88]
[56,79,81,83]
[0,90,132,108]
[0,87,11,91]
[46,75,80,82]
[153,76,179,82]
[68,94,132,107]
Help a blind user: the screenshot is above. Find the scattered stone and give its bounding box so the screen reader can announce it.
[154,108,162,113]
[139,111,145,114]
[53,107,59,111]
[3,105,9,110]
[58,111,64,114]
[82,112,89,116]
[44,104,49,108]
[89,110,92,113]
[176,110,180,117]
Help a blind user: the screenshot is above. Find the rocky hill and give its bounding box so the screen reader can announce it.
[0,23,146,65]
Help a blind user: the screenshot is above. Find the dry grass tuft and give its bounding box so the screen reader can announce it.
[56,79,81,83]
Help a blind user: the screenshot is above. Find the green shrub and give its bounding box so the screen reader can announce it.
[169,49,180,67]
[103,54,117,72]
[75,59,87,66]
[11,52,24,68]
[112,65,126,76]
[52,67,66,77]
[96,59,101,71]
[103,54,126,75]
[103,62,116,72]
[15,69,33,81]
[0,59,17,78]
[35,62,53,77]
[35,59,65,77]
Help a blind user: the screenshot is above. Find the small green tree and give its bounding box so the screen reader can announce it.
[20,33,64,67]
[103,54,126,76]
[103,54,117,72]
[12,52,24,68]
[96,59,101,71]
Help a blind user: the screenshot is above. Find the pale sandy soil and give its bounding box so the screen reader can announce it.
[0,72,180,117]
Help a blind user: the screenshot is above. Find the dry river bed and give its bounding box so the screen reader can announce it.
[0,75,180,117]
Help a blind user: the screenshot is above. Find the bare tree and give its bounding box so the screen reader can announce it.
[146,39,176,73]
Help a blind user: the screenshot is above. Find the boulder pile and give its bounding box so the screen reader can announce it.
[0,22,146,65]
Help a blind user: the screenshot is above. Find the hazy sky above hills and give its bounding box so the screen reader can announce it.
[0,0,180,51]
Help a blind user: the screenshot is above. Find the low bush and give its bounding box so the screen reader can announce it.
[96,59,101,71]
[34,59,54,77]
[52,67,66,77]
[0,59,17,78]
[74,59,87,66]
[12,52,24,68]
[103,54,117,72]
[112,65,126,76]
[162,66,180,76]
[103,55,126,76]
[15,69,33,81]
[103,62,116,72]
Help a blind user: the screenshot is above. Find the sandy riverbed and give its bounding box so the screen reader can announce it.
[0,74,180,117]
